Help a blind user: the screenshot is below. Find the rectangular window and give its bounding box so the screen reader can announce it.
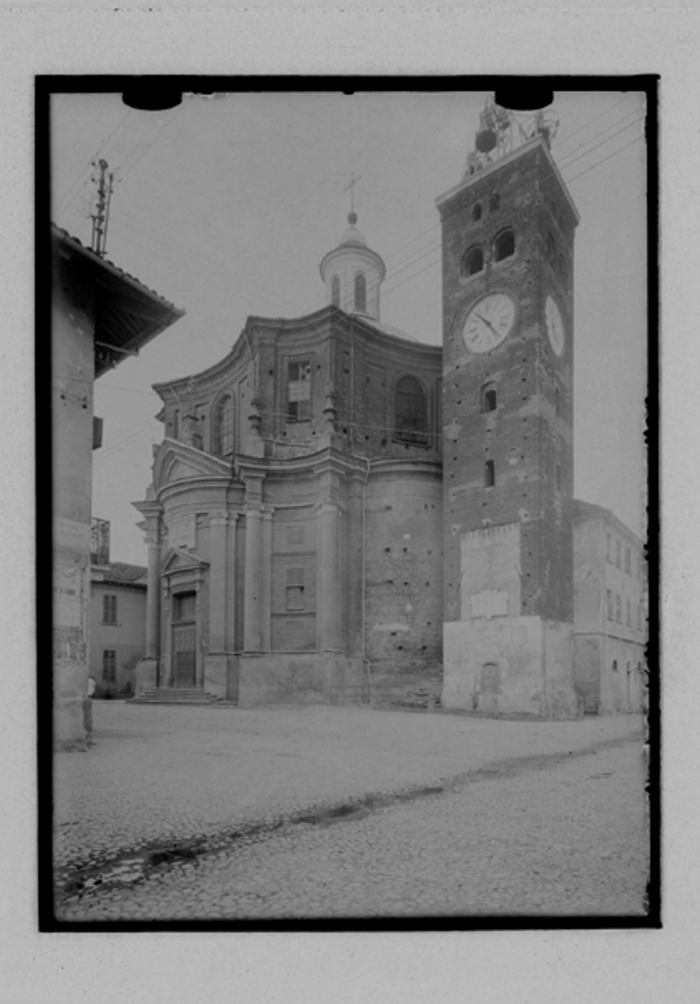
[484,460,495,488]
[626,599,632,626]
[286,567,305,610]
[606,589,613,620]
[607,533,613,563]
[103,649,116,683]
[615,538,622,569]
[287,361,312,422]
[625,545,631,575]
[616,594,622,624]
[102,594,117,625]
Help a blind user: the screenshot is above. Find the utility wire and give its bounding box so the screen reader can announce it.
[57,106,134,216]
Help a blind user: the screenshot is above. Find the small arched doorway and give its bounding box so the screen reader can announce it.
[476,662,501,714]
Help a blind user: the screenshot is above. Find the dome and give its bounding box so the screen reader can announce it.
[319,210,386,321]
[339,223,367,247]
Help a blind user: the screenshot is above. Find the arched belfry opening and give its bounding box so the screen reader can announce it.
[319,209,386,321]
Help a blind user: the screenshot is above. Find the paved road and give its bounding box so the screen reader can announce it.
[54,703,648,920]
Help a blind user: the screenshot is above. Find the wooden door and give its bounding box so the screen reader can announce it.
[173,624,196,687]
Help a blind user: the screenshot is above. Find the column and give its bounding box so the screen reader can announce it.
[317,500,343,651]
[144,526,161,660]
[208,511,228,654]
[133,505,163,695]
[261,506,274,652]
[243,505,264,652]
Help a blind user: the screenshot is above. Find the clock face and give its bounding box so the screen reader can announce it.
[545,295,565,357]
[463,293,516,353]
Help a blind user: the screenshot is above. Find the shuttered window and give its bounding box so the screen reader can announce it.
[286,567,305,610]
[103,594,117,625]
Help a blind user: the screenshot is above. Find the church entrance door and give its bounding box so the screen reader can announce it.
[173,624,196,687]
[172,592,197,688]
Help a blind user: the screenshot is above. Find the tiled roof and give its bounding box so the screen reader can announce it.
[52,225,182,311]
[572,498,611,520]
[52,224,185,378]
[97,562,148,585]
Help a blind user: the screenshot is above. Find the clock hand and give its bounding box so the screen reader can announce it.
[476,313,498,335]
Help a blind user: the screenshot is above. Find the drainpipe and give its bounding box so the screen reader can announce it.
[362,455,373,705]
[349,315,355,448]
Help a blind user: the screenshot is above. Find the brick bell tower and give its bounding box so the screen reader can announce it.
[436,100,581,717]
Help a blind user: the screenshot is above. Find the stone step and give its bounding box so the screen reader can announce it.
[128,688,224,705]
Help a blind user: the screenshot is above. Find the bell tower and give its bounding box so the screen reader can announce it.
[436,100,581,717]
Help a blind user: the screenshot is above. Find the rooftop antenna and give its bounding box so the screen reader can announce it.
[89,158,114,258]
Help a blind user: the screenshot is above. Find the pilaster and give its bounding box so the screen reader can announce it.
[316,499,345,652]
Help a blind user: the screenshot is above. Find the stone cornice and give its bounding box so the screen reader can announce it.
[152,437,234,493]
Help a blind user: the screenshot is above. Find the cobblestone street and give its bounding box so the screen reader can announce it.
[54,703,649,921]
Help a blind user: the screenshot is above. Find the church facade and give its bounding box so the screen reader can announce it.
[133,132,644,716]
[134,212,444,707]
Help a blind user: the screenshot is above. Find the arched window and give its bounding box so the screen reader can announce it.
[213,394,234,458]
[493,228,515,262]
[331,274,340,307]
[472,202,482,222]
[354,272,367,312]
[481,382,497,413]
[462,245,484,277]
[489,193,500,213]
[484,460,495,487]
[395,375,428,444]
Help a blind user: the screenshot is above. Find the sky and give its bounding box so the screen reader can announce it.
[51,89,647,567]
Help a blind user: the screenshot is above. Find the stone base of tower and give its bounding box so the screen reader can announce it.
[442,617,581,718]
[237,653,368,707]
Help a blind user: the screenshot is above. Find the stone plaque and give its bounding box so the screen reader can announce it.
[470,589,509,619]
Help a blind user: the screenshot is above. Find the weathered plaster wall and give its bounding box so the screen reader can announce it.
[53,278,94,748]
[573,517,605,635]
[573,512,647,715]
[90,583,146,695]
[600,638,647,714]
[443,616,578,717]
[238,653,366,706]
[459,521,521,620]
[573,635,602,713]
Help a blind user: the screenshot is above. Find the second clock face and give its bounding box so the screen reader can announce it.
[545,295,565,357]
[463,293,516,353]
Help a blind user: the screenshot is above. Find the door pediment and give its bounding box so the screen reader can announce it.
[161,546,209,576]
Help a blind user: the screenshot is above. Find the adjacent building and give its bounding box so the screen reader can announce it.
[573,500,647,713]
[52,224,184,748]
[90,551,147,698]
